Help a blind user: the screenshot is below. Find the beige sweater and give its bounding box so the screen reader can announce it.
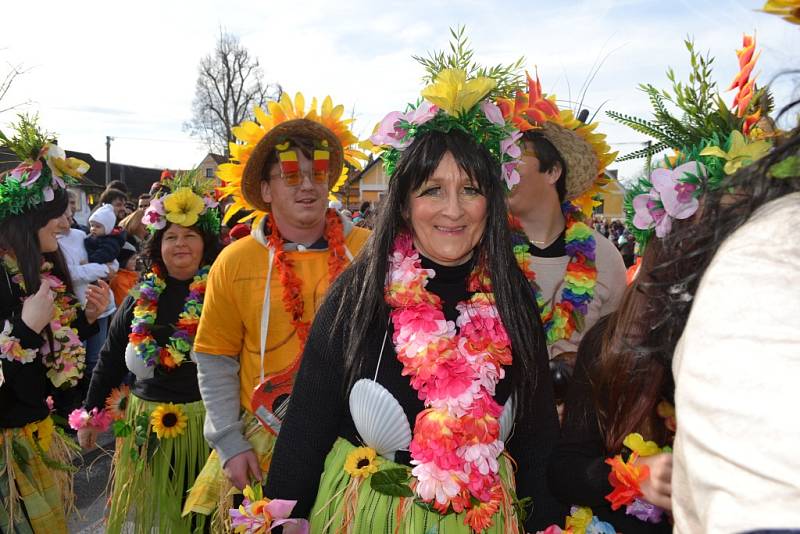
[527,230,627,358]
[672,192,800,533]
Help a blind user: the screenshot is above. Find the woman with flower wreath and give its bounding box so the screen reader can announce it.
[263,49,563,532]
[0,115,110,533]
[546,34,779,534]
[75,170,222,533]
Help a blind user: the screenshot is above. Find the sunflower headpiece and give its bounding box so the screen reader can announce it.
[496,71,618,217]
[217,93,367,227]
[369,28,526,189]
[142,169,221,235]
[0,114,89,221]
[609,35,774,248]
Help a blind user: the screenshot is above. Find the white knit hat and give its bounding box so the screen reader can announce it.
[89,204,117,234]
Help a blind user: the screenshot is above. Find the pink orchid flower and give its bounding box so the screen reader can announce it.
[500,131,523,159]
[480,101,505,125]
[632,161,705,238]
[501,162,521,189]
[11,160,43,187]
[369,111,409,149]
[404,101,438,125]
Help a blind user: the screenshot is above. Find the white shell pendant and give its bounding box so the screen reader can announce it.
[499,396,515,442]
[349,379,412,461]
[125,342,154,381]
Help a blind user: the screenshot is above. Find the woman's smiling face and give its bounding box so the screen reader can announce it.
[406,151,487,266]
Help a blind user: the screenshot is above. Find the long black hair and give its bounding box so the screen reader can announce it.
[331,128,548,416]
[0,187,73,296]
[631,97,800,372]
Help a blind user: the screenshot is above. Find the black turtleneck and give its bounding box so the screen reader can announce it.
[85,275,202,410]
[265,255,564,529]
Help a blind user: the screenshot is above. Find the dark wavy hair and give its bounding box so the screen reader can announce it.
[593,97,800,452]
[142,222,222,273]
[0,187,74,296]
[330,128,549,416]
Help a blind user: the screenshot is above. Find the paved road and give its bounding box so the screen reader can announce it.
[68,432,115,533]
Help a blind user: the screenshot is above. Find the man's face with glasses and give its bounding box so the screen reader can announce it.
[260,148,329,231]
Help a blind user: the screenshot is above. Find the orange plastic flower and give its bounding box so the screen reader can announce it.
[605,454,649,510]
[464,486,502,532]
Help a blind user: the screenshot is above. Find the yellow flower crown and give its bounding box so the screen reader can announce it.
[217,93,367,225]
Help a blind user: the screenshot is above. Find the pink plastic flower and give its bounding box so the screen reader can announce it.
[501,161,521,189]
[500,131,523,159]
[143,199,167,230]
[11,160,43,187]
[412,460,467,504]
[370,111,409,149]
[632,161,704,238]
[404,101,438,125]
[480,101,505,125]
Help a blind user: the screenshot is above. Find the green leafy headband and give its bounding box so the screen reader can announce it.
[0,114,88,221]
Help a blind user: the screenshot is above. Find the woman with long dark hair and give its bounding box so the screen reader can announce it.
[547,34,787,533]
[263,65,562,532]
[73,171,222,533]
[0,117,109,533]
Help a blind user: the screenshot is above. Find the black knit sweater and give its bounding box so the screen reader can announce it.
[265,256,565,530]
[84,275,202,410]
[548,340,672,533]
[0,263,98,428]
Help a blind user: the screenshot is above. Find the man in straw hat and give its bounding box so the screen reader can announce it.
[499,73,626,363]
[183,93,370,522]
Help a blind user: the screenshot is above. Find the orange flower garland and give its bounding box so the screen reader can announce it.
[266,208,347,352]
[605,453,649,510]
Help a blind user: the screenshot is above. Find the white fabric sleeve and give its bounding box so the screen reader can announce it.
[194,351,253,465]
[68,262,109,284]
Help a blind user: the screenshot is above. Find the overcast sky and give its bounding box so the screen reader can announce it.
[2,0,798,182]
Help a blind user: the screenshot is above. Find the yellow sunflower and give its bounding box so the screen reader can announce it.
[343,446,379,478]
[150,403,188,439]
[218,92,367,226]
[163,187,205,227]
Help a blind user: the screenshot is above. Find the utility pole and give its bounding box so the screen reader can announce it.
[105,136,113,186]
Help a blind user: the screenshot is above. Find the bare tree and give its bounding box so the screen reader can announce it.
[184,31,281,156]
[0,51,30,115]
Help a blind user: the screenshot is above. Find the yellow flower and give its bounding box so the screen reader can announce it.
[23,416,55,452]
[163,187,205,227]
[343,446,379,478]
[623,432,662,457]
[761,0,800,24]
[150,403,188,439]
[565,506,594,534]
[420,68,496,116]
[700,130,771,175]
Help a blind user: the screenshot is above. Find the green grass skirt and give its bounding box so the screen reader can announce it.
[106,395,209,534]
[308,438,523,534]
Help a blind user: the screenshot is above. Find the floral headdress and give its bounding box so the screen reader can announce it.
[142,169,221,234]
[0,114,89,221]
[496,70,619,217]
[609,35,774,247]
[369,27,526,189]
[217,92,367,227]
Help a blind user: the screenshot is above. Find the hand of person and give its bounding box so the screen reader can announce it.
[84,280,111,324]
[77,427,99,451]
[21,278,56,333]
[635,452,672,510]
[223,449,262,490]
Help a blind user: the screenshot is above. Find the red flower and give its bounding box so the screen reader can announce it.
[605,454,649,510]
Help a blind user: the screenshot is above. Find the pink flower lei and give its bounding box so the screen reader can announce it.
[385,233,512,531]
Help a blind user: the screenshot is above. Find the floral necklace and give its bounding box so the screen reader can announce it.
[512,203,598,346]
[266,208,347,358]
[129,264,209,369]
[385,233,511,532]
[0,254,86,388]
